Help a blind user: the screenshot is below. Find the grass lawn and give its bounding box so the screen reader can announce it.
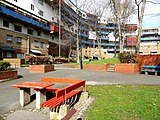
[83,58,120,65]
[87,85,160,120]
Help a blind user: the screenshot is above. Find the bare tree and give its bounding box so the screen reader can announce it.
[135,0,147,54]
[109,0,136,53]
[85,0,108,59]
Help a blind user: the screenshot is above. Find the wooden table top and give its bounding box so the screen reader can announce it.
[12,82,53,89]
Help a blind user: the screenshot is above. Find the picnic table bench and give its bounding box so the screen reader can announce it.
[12,82,53,109]
[141,65,160,76]
[40,78,87,119]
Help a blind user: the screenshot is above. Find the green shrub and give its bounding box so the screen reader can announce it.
[0,61,11,71]
[118,53,137,63]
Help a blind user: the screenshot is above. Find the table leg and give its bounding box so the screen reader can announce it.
[19,88,30,107]
[36,89,46,109]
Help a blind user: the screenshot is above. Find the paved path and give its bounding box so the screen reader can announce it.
[0,64,160,118]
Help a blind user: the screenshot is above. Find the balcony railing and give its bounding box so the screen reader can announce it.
[0,6,49,30]
[79,26,89,31]
[107,49,120,52]
[99,26,114,29]
[142,31,158,35]
[80,33,89,38]
[79,19,95,27]
[140,37,160,41]
[63,6,77,18]
[101,37,109,40]
[81,40,119,46]
[98,31,109,35]
[62,14,75,25]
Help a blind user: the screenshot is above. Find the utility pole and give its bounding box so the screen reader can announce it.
[58,0,61,57]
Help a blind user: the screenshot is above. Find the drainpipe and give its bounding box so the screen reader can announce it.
[27,35,30,55]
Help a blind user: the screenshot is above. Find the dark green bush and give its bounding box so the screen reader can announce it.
[118,53,137,63]
[0,61,11,71]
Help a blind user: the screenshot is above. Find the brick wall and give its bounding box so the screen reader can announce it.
[0,70,18,80]
[83,64,110,72]
[29,65,54,73]
[115,64,140,74]
[136,54,160,69]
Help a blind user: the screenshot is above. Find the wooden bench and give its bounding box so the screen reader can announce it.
[141,66,160,76]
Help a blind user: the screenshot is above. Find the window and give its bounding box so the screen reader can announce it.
[14,25,22,32]
[37,31,41,37]
[17,37,22,44]
[7,52,12,58]
[34,40,39,48]
[38,10,43,16]
[31,4,34,11]
[38,0,43,5]
[3,20,9,28]
[41,42,44,48]
[27,29,33,35]
[17,53,24,59]
[6,35,13,42]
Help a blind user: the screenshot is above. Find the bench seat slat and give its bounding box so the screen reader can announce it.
[143,66,160,69]
[141,70,160,72]
[41,90,82,108]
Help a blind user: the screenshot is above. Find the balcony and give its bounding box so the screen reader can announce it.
[80,33,89,38]
[0,6,49,30]
[79,19,95,27]
[79,26,89,31]
[101,37,109,40]
[99,26,114,29]
[99,31,109,35]
[50,25,59,33]
[81,40,119,47]
[140,37,160,41]
[81,40,92,45]
[62,14,75,25]
[107,49,120,52]
[142,31,158,35]
[63,6,77,18]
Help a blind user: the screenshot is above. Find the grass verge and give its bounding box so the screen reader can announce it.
[83,58,120,65]
[87,85,160,120]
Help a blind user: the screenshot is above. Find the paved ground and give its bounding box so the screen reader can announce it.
[0,64,160,119]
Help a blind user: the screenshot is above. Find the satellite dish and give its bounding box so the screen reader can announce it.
[46,44,49,48]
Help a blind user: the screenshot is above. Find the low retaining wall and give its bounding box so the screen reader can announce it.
[83,64,110,72]
[3,58,21,68]
[29,64,54,73]
[115,64,140,74]
[0,70,18,80]
[136,54,160,69]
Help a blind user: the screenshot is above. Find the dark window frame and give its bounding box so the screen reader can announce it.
[34,40,39,48]
[14,25,22,32]
[6,35,13,43]
[3,19,9,28]
[27,29,33,35]
[16,37,22,44]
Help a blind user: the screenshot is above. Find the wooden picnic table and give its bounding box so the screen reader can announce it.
[12,82,53,109]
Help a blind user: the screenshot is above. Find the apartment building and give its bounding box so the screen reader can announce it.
[124,24,138,53]
[140,28,160,55]
[0,0,58,60]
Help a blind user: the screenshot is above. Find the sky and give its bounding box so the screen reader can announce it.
[142,1,160,28]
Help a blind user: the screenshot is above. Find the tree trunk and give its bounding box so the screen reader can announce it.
[136,0,146,54]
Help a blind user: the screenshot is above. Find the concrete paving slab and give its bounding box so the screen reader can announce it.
[5,110,49,120]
